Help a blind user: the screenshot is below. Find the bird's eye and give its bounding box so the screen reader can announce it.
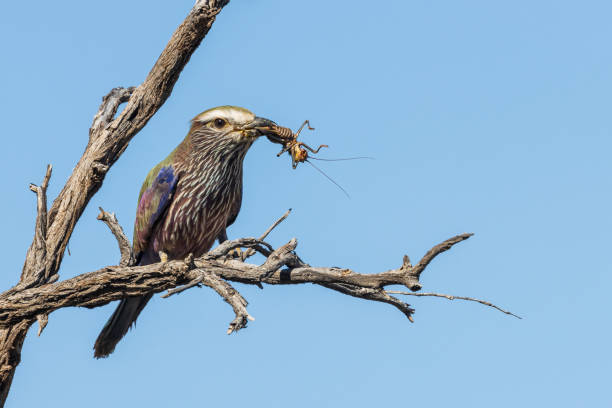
[213,118,227,129]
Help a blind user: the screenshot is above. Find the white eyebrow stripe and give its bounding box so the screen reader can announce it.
[193,106,255,125]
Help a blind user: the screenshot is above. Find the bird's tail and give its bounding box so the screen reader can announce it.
[93,294,152,358]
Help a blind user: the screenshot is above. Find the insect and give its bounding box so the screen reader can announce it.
[271,120,328,169]
[265,120,372,198]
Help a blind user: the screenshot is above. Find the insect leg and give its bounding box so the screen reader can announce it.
[276,144,293,157]
[295,120,315,138]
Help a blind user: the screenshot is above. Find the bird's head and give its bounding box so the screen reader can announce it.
[189,106,276,153]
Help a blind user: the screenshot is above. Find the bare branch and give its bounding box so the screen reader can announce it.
[207,238,273,259]
[0,165,53,405]
[0,233,481,328]
[259,209,292,241]
[89,87,135,137]
[97,208,134,266]
[259,238,300,277]
[36,314,48,337]
[196,271,254,335]
[44,0,231,279]
[410,233,473,280]
[386,290,521,319]
[20,164,52,286]
[321,283,415,322]
[161,275,205,298]
[0,2,231,404]
[0,321,30,405]
[1,1,507,404]
[161,254,201,298]
[242,209,292,260]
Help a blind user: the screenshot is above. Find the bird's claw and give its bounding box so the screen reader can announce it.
[158,251,169,263]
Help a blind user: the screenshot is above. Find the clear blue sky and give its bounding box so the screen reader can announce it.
[1,1,611,406]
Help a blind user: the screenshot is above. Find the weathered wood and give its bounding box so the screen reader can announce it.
[20,164,52,287]
[0,234,477,328]
[0,1,230,405]
[0,0,511,405]
[0,322,29,405]
[46,1,229,278]
[97,208,135,267]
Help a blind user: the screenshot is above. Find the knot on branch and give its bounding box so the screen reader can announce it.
[91,162,110,183]
[400,255,422,292]
[89,87,135,137]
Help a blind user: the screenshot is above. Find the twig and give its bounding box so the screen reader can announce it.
[161,275,204,298]
[20,164,53,287]
[162,268,254,334]
[321,283,415,322]
[1,165,53,406]
[259,209,292,241]
[409,233,473,280]
[36,314,48,337]
[242,209,292,261]
[259,238,300,277]
[97,208,135,266]
[207,238,274,259]
[386,290,521,319]
[198,272,254,334]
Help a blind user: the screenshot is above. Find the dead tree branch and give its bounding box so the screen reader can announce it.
[242,208,292,261]
[386,290,522,319]
[20,164,53,287]
[0,220,513,332]
[0,1,231,405]
[0,165,53,405]
[164,270,255,335]
[45,1,229,278]
[0,1,516,406]
[97,208,135,267]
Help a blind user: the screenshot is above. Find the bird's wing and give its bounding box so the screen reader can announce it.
[133,162,179,261]
[226,187,242,228]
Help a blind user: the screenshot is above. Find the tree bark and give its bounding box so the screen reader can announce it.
[0,0,516,405]
[0,1,230,405]
[0,233,482,328]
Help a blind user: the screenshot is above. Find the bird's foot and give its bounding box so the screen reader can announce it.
[158,251,169,263]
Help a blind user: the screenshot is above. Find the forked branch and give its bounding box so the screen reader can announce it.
[0,1,516,406]
[97,207,135,267]
[0,2,232,405]
[0,211,516,334]
[386,290,521,319]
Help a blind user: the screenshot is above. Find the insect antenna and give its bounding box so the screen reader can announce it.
[309,156,374,162]
[306,159,350,198]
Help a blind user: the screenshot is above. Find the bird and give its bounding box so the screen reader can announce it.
[93,106,276,358]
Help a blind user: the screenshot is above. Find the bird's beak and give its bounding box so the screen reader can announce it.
[241,117,277,138]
